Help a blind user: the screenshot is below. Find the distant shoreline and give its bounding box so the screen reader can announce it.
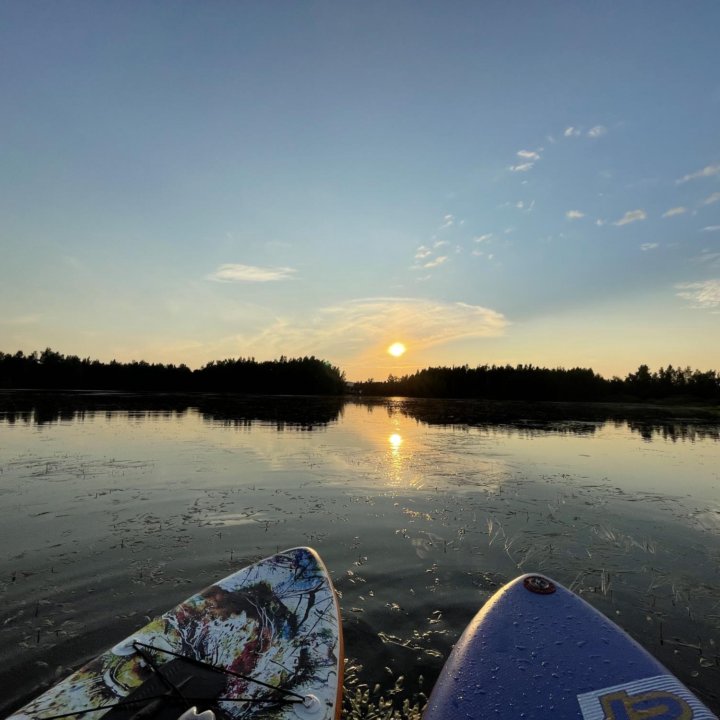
[2,350,719,407]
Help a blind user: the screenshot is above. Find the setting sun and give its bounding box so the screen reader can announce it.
[388,342,407,357]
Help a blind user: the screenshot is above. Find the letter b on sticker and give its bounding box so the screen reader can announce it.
[600,689,693,719]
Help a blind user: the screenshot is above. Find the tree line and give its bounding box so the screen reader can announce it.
[1,350,718,401]
[354,363,720,402]
[0,349,346,395]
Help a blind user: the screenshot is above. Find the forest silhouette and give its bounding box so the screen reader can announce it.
[0,349,346,395]
[356,363,720,402]
[0,349,718,402]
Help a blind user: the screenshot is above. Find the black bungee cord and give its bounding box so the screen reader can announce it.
[26,641,308,720]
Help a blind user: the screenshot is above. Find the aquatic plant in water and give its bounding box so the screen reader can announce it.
[342,659,427,720]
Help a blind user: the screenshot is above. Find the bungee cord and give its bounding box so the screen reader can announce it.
[28,641,308,720]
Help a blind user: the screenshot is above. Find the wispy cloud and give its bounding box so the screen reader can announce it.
[517,149,541,161]
[474,233,493,243]
[676,163,720,184]
[509,148,542,173]
[676,280,720,309]
[693,250,720,268]
[564,126,581,137]
[325,298,507,348]
[508,199,536,212]
[701,225,720,232]
[440,214,455,229]
[614,209,647,226]
[208,264,296,282]
[565,210,585,220]
[662,206,687,218]
[413,234,451,271]
[701,191,720,206]
[587,125,607,138]
[640,243,658,251]
[234,298,508,363]
[424,255,448,268]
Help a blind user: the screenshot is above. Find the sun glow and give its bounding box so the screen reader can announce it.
[388,342,406,357]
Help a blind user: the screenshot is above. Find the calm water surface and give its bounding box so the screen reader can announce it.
[1,394,719,714]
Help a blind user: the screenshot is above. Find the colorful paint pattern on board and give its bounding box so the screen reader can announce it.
[7,547,342,720]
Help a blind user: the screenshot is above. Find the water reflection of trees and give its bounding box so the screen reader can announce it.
[1,393,718,442]
[198,396,345,430]
[624,421,720,443]
[0,392,345,429]
[359,398,720,442]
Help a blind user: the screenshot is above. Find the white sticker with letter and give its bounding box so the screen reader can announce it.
[577,675,717,720]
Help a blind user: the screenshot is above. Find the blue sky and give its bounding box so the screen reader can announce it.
[1,1,719,381]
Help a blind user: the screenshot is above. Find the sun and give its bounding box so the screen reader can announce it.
[388,342,406,357]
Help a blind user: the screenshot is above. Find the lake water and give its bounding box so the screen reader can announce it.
[1,393,719,715]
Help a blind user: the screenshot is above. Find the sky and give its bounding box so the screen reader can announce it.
[1,2,719,381]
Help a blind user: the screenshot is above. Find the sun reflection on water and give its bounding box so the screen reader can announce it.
[386,430,411,487]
